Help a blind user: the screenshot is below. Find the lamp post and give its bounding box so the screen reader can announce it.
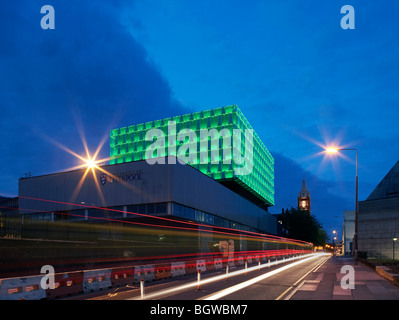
[393,237,398,261]
[332,230,336,257]
[325,148,358,264]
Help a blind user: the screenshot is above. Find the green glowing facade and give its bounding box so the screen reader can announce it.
[110,105,274,206]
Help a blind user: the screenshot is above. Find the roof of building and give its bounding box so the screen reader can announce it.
[367,160,399,201]
[298,178,310,198]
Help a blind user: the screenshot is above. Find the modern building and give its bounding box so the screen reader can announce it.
[358,160,399,259]
[297,178,311,213]
[342,210,355,255]
[109,104,274,208]
[18,106,277,240]
[0,196,19,238]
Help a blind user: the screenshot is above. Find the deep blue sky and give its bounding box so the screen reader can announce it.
[1,1,398,239]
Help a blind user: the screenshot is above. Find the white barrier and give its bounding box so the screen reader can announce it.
[0,275,46,300]
[83,269,112,293]
[171,262,186,277]
[196,260,206,273]
[214,258,223,270]
[134,265,155,283]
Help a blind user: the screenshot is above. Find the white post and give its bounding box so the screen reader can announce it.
[197,270,201,290]
[140,278,145,300]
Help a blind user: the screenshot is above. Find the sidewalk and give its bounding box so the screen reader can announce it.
[289,256,399,300]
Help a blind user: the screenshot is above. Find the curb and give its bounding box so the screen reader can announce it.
[376,266,399,286]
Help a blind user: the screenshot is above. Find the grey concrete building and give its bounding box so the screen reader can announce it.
[342,210,355,255]
[358,160,399,259]
[18,157,277,235]
[0,196,19,238]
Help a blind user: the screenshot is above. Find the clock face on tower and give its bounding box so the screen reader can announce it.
[301,200,307,209]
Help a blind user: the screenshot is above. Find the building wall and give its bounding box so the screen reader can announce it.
[358,197,399,259]
[0,197,19,237]
[171,160,276,233]
[18,160,277,234]
[342,210,355,255]
[19,160,173,213]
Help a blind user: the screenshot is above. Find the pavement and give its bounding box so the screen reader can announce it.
[287,255,399,300]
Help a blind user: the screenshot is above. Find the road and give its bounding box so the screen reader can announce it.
[70,253,330,301]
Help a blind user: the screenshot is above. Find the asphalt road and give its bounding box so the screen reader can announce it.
[74,253,330,301]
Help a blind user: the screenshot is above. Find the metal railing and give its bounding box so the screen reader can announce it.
[364,250,393,262]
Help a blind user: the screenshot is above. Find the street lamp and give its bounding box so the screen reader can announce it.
[325,147,358,264]
[393,237,398,261]
[332,230,336,256]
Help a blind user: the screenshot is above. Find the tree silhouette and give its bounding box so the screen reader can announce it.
[280,207,328,246]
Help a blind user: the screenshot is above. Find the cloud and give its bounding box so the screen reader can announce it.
[0,1,187,194]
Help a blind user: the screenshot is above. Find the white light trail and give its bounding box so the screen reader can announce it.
[128,253,328,300]
[201,253,329,300]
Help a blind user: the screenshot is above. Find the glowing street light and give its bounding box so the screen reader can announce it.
[326,148,339,153]
[325,146,358,264]
[84,157,98,169]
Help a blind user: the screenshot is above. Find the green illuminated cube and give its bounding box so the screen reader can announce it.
[110,105,274,206]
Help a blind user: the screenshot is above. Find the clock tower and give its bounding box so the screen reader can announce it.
[298,178,311,213]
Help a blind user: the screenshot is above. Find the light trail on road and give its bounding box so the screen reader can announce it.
[200,253,330,300]
[127,253,328,300]
[276,256,330,300]
[1,192,312,246]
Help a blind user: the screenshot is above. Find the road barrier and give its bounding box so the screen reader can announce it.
[171,262,186,277]
[214,258,223,270]
[205,259,215,272]
[185,260,197,275]
[155,263,172,280]
[46,271,84,299]
[83,268,113,293]
[196,260,206,273]
[0,275,46,300]
[134,265,155,283]
[0,252,314,299]
[235,256,244,266]
[111,267,135,288]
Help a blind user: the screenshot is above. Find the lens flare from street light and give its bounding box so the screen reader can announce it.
[84,157,98,169]
[326,148,339,153]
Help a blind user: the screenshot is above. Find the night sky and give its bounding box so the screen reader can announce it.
[1,1,398,239]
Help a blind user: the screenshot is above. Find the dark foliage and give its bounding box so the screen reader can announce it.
[280,207,328,246]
